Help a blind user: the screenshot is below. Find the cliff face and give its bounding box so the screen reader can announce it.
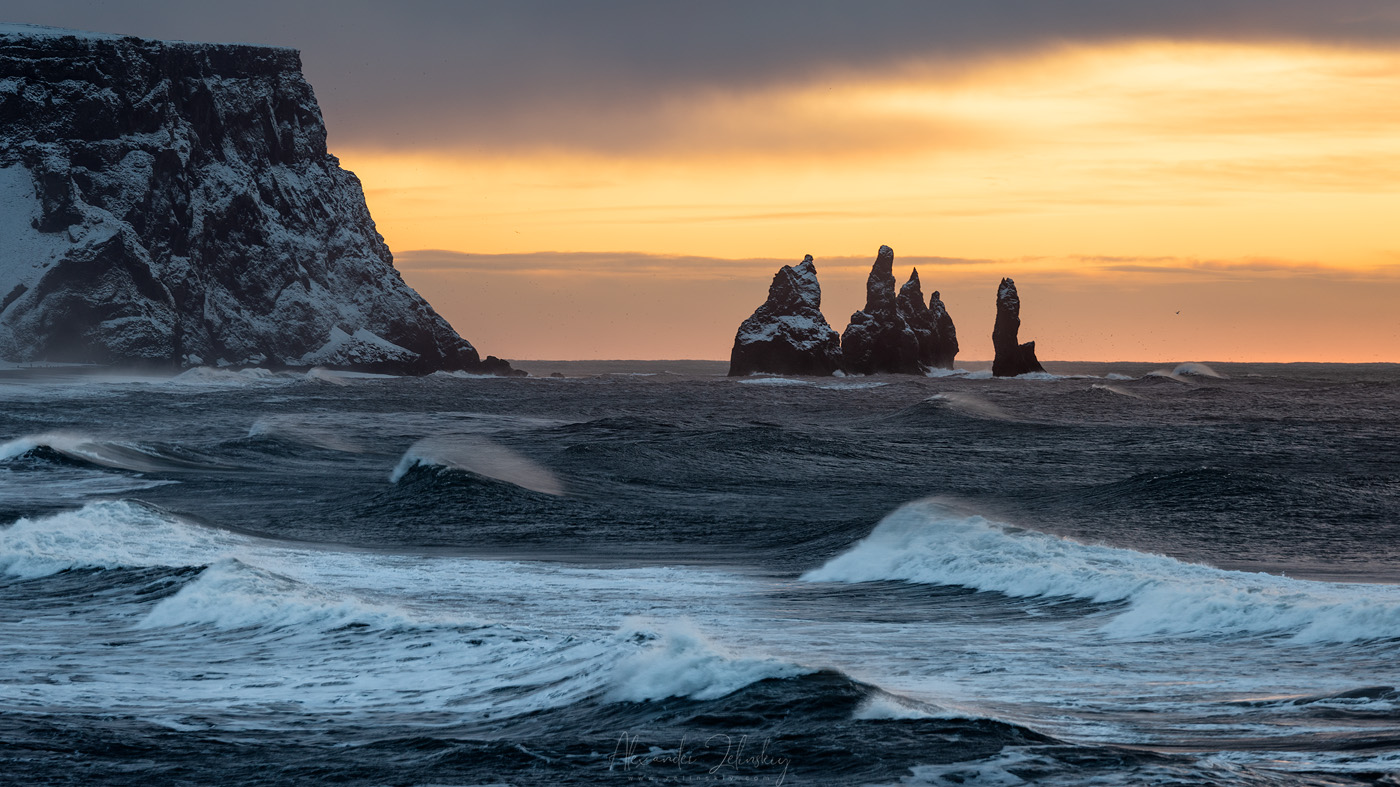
[728,255,842,376]
[991,277,1044,377]
[0,24,513,373]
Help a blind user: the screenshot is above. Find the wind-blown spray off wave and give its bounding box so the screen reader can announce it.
[923,394,1018,422]
[1090,383,1144,399]
[391,436,564,495]
[0,432,229,472]
[1148,362,1226,382]
[247,418,369,454]
[803,501,1400,642]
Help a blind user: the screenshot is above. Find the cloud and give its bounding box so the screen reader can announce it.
[394,249,998,279]
[8,1,1400,150]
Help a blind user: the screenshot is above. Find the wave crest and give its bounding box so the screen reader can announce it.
[0,500,245,578]
[390,436,564,495]
[609,620,810,702]
[802,500,1400,642]
[0,431,228,472]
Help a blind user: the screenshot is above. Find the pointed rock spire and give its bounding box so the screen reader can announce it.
[991,277,1045,377]
[728,255,842,376]
[927,289,959,369]
[895,269,960,371]
[840,246,922,375]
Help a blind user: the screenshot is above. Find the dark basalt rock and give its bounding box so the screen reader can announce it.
[729,255,842,376]
[928,289,959,369]
[0,25,518,375]
[840,246,922,375]
[896,269,959,371]
[991,277,1045,377]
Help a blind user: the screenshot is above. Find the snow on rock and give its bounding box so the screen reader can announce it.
[896,268,959,371]
[839,246,922,375]
[991,277,1045,377]
[0,25,518,375]
[297,327,417,367]
[728,255,842,376]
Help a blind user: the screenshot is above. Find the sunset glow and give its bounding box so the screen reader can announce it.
[335,41,1400,362]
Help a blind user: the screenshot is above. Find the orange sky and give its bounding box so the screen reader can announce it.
[338,41,1400,362]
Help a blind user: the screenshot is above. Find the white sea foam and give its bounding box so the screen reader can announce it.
[924,367,973,378]
[390,436,564,495]
[1147,362,1226,382]
[169,366,284,386]
[852,692,947,720]
[138,558,431,631]
[0,500,246,578]
[803,500,1400,642]
[735,376,810,386]
[816,380,888,390]
[609,620,809,702]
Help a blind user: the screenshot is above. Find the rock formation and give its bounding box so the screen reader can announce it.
[728,255,842,376]
[927,289,959,369]
[991,277,1045,377]
[896,269,958,370]
[0,24,518,374]
[840,246,922,375]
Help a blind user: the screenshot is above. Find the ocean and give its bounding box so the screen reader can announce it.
[1,360,1398,785]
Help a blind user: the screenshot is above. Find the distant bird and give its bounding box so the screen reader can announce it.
[1175,310,1180,314]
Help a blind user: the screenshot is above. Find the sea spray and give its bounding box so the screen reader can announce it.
[803,500,1400,642]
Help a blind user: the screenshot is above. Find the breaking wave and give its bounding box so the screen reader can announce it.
[609,620,810,702]
[0,431,229,472]
[0,500,247,578]
[0,501,822,723]
[390,436,564,495]
[923,393,1018,422]
[802,500,1400,642]
[1148,362,1227,382]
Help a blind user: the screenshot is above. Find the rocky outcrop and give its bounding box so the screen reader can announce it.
[0,24,518,374]
[991,277,1044,377]
[927,289,958,369]
[840,246,922,375]
[896,269,958,370]
[728,255,841,376]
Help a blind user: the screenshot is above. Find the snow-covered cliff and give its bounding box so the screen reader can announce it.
[0,24,515,374]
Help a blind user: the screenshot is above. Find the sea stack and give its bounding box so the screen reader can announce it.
[728,255,842,376]
[991,277,1045,377]
[896,269,959,370]
[839,246,922,375]
[927,289,959,369]
[0,25,518,374]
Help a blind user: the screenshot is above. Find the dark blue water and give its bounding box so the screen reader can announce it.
[1,360,1398,785]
